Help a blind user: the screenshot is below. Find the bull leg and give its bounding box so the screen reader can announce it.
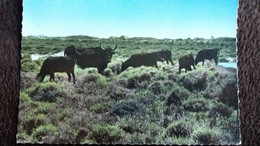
[50,73,55,81]
[202,60,205,66]
[214,57,218,65]
[179,67,181,74]
[67,72,71,82]
[98,67,106,75]
[184,67,188,73]
[71,71,76,84]
[52,74,55,81]
[98,68,103,74]
[169,59,174,65]
[98,64,107,74]
[193,64,196,69]
[188,66,192,71]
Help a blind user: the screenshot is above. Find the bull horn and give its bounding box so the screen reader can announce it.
[113,43,117,51]
[74,49,81,56]
[100,43,105,50]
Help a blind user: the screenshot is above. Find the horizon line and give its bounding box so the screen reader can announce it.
[22,34,236,40]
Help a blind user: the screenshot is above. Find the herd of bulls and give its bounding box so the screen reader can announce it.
[36,44,220,84]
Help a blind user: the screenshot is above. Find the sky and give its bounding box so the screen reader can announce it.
[22,0,238,39]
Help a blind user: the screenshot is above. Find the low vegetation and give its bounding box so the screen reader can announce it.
[18,36,239,144]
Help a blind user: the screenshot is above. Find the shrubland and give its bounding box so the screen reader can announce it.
[18,36,239,144]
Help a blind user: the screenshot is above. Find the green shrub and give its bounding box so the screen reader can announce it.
[28,82,62,102]
[117,115,145,135]
[184,99,208,112]
[191,128,221,145]
[50,123,80,143]
[148,81,162,95]
[17,125,35,142]
[163,104,186,119]
[55,108,70,121]
[74,65,88,75]
[219,78,238,109]
[83,72,107,85]
[21,113,47,135]
[31,124,58,142]
[134,89,154,101]
[146,122,161,135]
[183,94,212,112]
[218,111,240,144]
[168,73,181,82]
[91,123,126,143]
[126,74,151,89]
[166,121,192,138]
[19,99,56,137]
[21,54,41,72]
[81,138,96,144]
[20,71,38,89]
[117,66,167,89]
[147,100,166,121]
[110,100,142,117]
[205,67,219,79]
[35,102,57,115]
[103,68,114,77]
[169,137,191,145]
[165,88,189,106]
[129,133,147,144]
[90,103,108,113]
[160,81,185,96]
[208,102,232,118]
[106,85,130,100]
[20,91,32,103]
[180,72,207,92]
[75,129,91,143]
[22,61,40,72]
[108,62,121,75]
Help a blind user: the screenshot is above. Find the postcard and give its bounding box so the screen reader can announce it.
[18,0,240,144]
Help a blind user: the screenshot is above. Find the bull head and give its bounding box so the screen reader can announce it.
[36,73,44,82]
[100,43,117,51]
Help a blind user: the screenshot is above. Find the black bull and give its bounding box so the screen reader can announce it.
[179,54,196,73]
[36,56,76,83]
[121,51,169,72]
[195,48,220,66]
[64,44,117,74]
[154,50,173,65]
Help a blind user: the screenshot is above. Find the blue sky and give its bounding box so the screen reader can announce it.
[22,0,238,39]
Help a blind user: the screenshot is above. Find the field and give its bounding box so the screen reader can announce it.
[18,36,239,144]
